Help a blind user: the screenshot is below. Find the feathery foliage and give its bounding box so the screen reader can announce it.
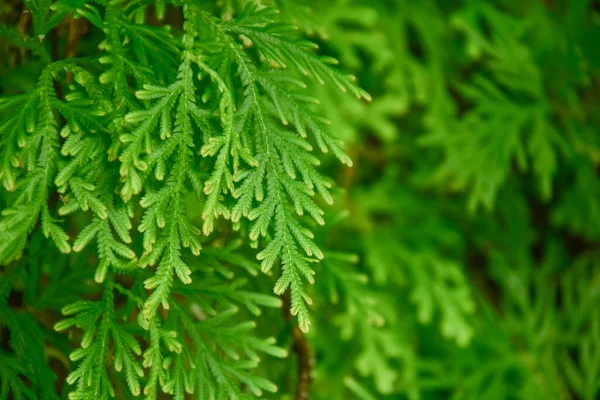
[0,0,366,398]
[1,0,600,399]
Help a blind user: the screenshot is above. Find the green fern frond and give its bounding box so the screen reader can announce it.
[194,4,369,330]
[55,281,144,399]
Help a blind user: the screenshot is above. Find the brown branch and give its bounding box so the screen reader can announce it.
[16,6,30,35]
[65,14,88,83]
[13,7,31,66]
[283,290,312,400]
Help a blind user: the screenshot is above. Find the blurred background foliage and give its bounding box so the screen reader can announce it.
[276,0,600,399]
[1,0,599,399]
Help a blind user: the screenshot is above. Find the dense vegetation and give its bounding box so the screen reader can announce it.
[1,0,599,399]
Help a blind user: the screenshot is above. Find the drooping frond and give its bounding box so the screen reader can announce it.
[195,3,370,331]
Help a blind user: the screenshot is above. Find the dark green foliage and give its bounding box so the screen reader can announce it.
[1,0,599,399]
[287,1,600,399]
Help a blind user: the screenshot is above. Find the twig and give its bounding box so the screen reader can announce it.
[14,7,31,66]
[65,14,88,83]
[283,290,312,400]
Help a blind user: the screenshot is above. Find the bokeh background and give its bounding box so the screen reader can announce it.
[1,0,599,399]
[271,1,600,399]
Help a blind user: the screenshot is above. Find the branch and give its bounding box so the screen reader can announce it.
[65,14,88,83]
[283,290,312,400]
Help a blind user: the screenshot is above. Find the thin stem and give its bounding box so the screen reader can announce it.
[283,290,312,400]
